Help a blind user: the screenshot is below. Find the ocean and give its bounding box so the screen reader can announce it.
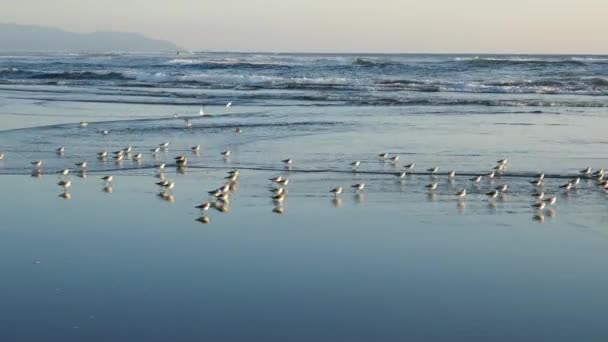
[1,52,608,341]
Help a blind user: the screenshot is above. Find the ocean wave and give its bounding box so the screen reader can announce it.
[453,57,590,68]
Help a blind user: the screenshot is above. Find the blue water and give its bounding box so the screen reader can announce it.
[1,53,608,341]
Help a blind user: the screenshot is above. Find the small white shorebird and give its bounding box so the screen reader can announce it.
[282,158,293,165]
[97,151,108,159]
[79,121,88,127]
[486,190,499,199]
[330,187,343,196]
[544,196,557,205]
[398,171,407,178]
[592,168,605,177]
[75,161,87,170]
[159,142,170,149]
[158,162,166,170]
[427,166,439,174]
[56,146,65,154]
[273,192,286,202]
[486,171,496,179]
[270,187,285,196]
[123,145,133,153]
[156,180,175,191]
[31,160,43,168]
[497,159,508,166]
[455,189,467,199]
[378,152,388,159]
[269,176,284,183]
[530,178,543,187]
[0,153,4,160]
[532,201,546,210]
[195,201,211,211]
[532,191,545,200]
[536,173,545,180]
[388,155,399,163]
[176,156,188,167]
[351,183,365,192]
[101,130,110,135]
[403,163,415,170]
[226,102,232,108]
[470,175,482,183]
[58,180,72,189]
[447,170,456,178]
[113,154,124,162]
[151,147,161,153]
[221,150,231,157]
[191,145,200,152]
[571,177,581,185]
[102,175,113,183]
[199,106,205,116]
[276,178,289,186]
[580,166,592,175]
[495,184,508,192]
[196,216,211,224]
[425,183,438,191]
[132,153,143,161]
[59,168,71,176]
[350,161,361,168]
[559,182,574,191]
[493,164,505,172]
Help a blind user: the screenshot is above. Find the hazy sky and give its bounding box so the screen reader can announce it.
[2,0,607,53]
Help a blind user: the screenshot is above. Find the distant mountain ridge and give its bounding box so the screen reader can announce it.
[0,23,181,52]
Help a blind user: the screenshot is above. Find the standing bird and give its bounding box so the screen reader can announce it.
[350,161,361,168]
[102,175,113,183]
[495,184,508,192]
[0,153,4,160]
[388,155,399,163]
[351,183,366,192]
[75,161,87,170]
[58,180,72,189]
[282,158,293,165]
[31,160,43,168]
[56,146,65,154]
[330,187,343,196]
[226,102,232,108]
[455,189,467,199]
[447,170,456,178]
[426,183,438,191]
[486,190,499,199]
[403,163,415,170]
[580,166,592,175]
[427,166,439,174]
[221,150,231,157]
[470,175,482,183]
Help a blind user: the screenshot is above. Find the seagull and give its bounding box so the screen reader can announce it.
[351,183,365,191]
[101,175,113,183]
[226,102,232,108]
[221,150,231,157]
[350,161,361,168]
[447,170,456,178]
[425,183,438,190]
[58,180,72,188]
[532,201,546,210]
[470,175,482,183]
[31,160,42,168]
[56,146,65,154]
[580,166,592,175]
[427,167,439,174]
[330,187,343,195]
[191,145,200,152]
[571,177,581,185]
[486,190,499,199]
[75,161,87,169]
[378,153,388,159]
[282,158,293,165]
[123,146,133,153]
[403,163,415,170]
[495,184,508,192]
[544,196,557,205]
[195,201,211,211]
[455,189,467,198]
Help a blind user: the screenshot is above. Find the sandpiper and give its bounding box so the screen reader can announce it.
[151,147,161,153]
[580,166,592,175]
[559,182,573,191]
[132,153,143,161]
[378,153,388,159]
[56,146,65,154]
[221,150,231,157]
[544,196,557,205]
[497,159,508,165]
[31,160,42,168]
[532,201,546,210]
[426,183,438,190]
[470,175,482,183]
[282,158,293,165]
[184,119,192,128]
[97,151,108,159]
[388,156,399,163]
[532,191,545,200]
[495,184,508,192]
[276,178,289,186]
[571,177,581,185]
[486,171,496,179]
[158,180,175,191]
[123,146,133,153]
[59,192,72,199]
[273,193,286,202]
[427,166,439,174]
[158,162,166,170]
[270,188,285,196]
[398,171,407,178]
[403,163,415,170]
[537,173,545,180]
[448,170,456,178]
[530,179,543,187]
[351,183,365,191]
[330,187,343,195]
[226,101,232,108]
[269,176,284,183]
[75,161,87,169]
[195,201,211,211]
[196,216,211,224]
[486,190,499,199]
[58,180,72,188]
[60,168,71,176]
[191,145,200,152]
[455,189,467,198]
[350,161,361,168]
[102,175,113,183]
[493,164,505,172]
[159,142,169,149]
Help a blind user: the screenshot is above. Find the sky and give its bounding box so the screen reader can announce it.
[1,0,607,53]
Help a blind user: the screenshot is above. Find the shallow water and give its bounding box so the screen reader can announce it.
[1,53,608,341]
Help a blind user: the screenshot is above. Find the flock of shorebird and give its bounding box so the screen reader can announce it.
[1,125,607,224]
